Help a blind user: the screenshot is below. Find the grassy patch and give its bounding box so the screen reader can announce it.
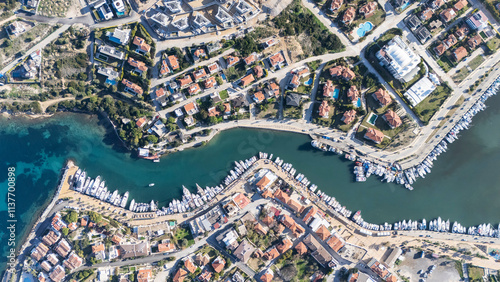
[219,89,229,99]
[307,60,322,71]
[454,261,464,279]
[284,104,303,119]
[38,0,70,17]
[452,67,470,83]
[173,227,195,247]
[437,58,453,73]
[468,265,485,281]
[486,35,500,53]
[224,63,247,82]
[256,99,279,119]
[413,83,453,124]
[468,55,485,70]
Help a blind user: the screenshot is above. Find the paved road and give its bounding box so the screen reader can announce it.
[0,24,70,74]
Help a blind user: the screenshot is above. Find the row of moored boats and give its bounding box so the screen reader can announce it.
[72,170,128,208]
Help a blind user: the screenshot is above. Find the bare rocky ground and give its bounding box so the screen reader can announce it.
[261,0,293,16]
[395,249,461,282]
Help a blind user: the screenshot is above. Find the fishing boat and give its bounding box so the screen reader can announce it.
[149,183,155,187]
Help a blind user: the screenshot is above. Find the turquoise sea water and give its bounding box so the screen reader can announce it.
[1,91,500,273]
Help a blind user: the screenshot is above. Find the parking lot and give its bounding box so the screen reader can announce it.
[395,249,461,282]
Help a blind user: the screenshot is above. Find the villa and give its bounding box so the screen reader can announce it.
[318,100,331,118]
[376,36,420,83]
[260,269,274,282]
[406,14,422,30]
[204,77,217,89]
[178,75,193,88]
[264,38,278,48]
[212,256,226,273]
[419,8,434,21]
[207,62,220,74]
[172,17,189,30]
[364,128,384,143]
[164,0,182,13]
[329,65,355,81]
[430,0,445,9]
[440,8,457,23]
[226,55,240,68]
[244,53,257,65]
[49,265,65,282]
[453,46,468,61]
[240,74,255,87]
[151,12,170,27]
[193,13,210,28]
[359,2,377,18]
[111,0,125,15]
[443,34,458,48]
[455,25,469,40]
[330,0,343,12]
[269,52,285,69]
[434,43,448,56]
[289,74,300,89]
[215,7,233,28]
[454,0,468,10]
[323,80,336,97]
[122,79,143,95]
[286,93,301,107]
[167,55,180,70]
[467,34,482,49]
[415,26,432,43]
[383,110,402,128]
[193,48,207,61]
[128,57,148,74]
[253,91,265,103]
[193,68,207,80]
[266,82,280,97]
[184,102,199,115]
[404,74,439,106]
[133,36,151,54]
[107,28,130,45]
[253,65,264,78]
[373,88,392,106]
[160,60,171,76]
[342,109,357,124]
[98,45,125,60]
[187,83,201,95]
[347,85,359,104]
[342,7,356,24]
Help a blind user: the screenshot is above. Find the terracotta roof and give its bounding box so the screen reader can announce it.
[455,26,469,39]
[434,43,447,56]
[453,46,468,61]
[232,192,249,209]
[342,109,356,124]
[318,100,331,118]
[158,242,175,252]
[262,215,274,226]
[342,68,356,80]
[197,269,212,282]
[330,0,343,11]
[326,233,345,252]
[443,34,458,48]
[347,85,359,102]
[297,67,310,77]
[211,256,225,273]
[364,128,384,143]
[55,239,71,258]
[194,253,210,266]
[244,54,256,65]
[80,218,87,227]
[256,176,271,188]
[168,55,179,70]
[386,274,398,282]
[128,57,147,72]
[92,244,105,253]
[253,248,264,258]
[255,222,267,235]
[263,247,279,260]
[467,34,482,49]
[373,88,392,106]
[329,65,344,77]
[156,87,166,98]
[253,65,264,78]
[226,55,240,67]
[137,269,152,282]
[260,270,274,282]
[122,79,143,95]
[254,91,265,103]
[290,74,300,87]
[178,75,193,87]
[173,268,187,282]
[440,8,456,22]
[193,68,207,80]
[63,252,82,271]
[343,7,356,23]
[133,36,151,52]
[454,0,468,10]
[281,214,296,229]
[42,230,60,246]
[194,48,206,58]
[261,188,273,198]
[323,80,335,97]
[184,102,197,114]
[136,117,147,127]
[187,83,201,95]
[277,237,293,254]
[295,242,308,255]
[274,189,290,204]
[431,0,445,8]
[316,225,331,241]
[270,82,280,95]
[269,52,284,67]
[288,198,304,213]
[276,223,285,234]
[384,110,402,128]
[303,206,318,224]
[359,2,377,17]
[184,258,197,273]
[207,62,219,73]
[420,8,433,21]
[204,76,217,88]
[241,73,255,87]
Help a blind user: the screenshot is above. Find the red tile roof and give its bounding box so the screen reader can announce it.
[133,36,151,52]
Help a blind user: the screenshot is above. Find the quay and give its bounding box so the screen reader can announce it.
[55,158,500,269]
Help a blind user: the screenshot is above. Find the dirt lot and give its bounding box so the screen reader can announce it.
[395,249,461,282]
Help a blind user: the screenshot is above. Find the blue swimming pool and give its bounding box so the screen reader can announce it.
[356,98,362,108]
[332,88,340,99]
[304,77,313,86]
[399,1,410,10]
[105,78,117,85]
[221,73,227,81]
[368,113,378,125]
[356,22,374,37]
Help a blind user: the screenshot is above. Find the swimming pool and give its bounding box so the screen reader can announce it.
[356,22,374,37]
[399,1,410,10]
[332,87,340,99]
[304,77,313,86]
[368,113,378,125]
[356,98,362,108]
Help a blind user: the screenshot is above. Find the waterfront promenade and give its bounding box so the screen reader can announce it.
[56,160,500,269]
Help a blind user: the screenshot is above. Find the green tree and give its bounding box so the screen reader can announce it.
[64,211,78,223]
[147,135,158,143]
[61,227,69,236]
